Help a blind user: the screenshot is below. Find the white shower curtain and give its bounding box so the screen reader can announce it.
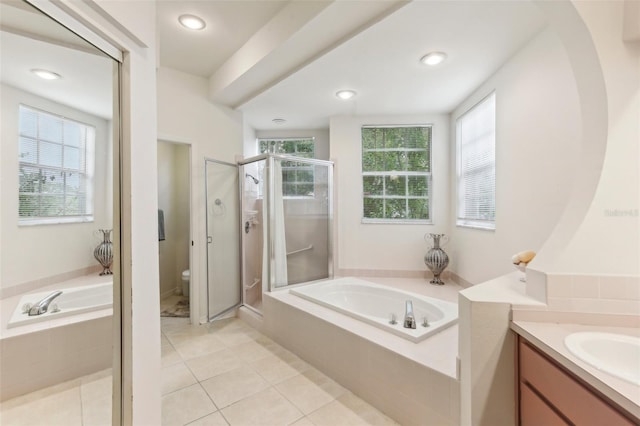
[262,159,288,289]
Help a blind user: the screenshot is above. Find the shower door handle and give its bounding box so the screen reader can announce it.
[207,236,213,244]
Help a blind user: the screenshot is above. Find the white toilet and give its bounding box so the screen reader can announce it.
[181,270,190,298]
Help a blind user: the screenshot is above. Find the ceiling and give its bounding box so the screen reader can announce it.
[0,0,113,119]
[1,1,547,130]
[158,0,547,131]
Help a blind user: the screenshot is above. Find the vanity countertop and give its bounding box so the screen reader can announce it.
[511,320,640,420]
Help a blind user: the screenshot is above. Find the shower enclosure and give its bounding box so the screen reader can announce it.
[239,154,333,313]
[205,159,241,320]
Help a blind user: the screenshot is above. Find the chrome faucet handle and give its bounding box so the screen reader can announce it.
[422,317,430,327]
[404,316,416,329]
[403,300,416,329]
[389,313,397,325]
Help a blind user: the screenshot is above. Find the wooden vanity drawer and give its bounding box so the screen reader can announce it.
[520,382,568,426]
[519,339,634,426]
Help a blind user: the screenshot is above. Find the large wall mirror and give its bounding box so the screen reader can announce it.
[0,0,120,423]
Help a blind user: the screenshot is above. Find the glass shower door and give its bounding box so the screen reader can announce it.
[205,159,241,320]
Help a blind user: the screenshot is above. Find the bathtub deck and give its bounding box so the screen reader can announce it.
[262,276,463,425]
[0,274,113,340]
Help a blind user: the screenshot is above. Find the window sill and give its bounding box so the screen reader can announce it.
[19,216,95,226]
[362,218,433,225]
[456,220,495,231]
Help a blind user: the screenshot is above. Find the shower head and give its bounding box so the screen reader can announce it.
[245,173,260,184]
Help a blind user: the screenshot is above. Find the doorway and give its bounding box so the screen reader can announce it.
[157,141,191,318]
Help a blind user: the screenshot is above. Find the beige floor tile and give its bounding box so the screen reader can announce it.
[166,326,212,347]
[162,341,183,367]
[80,369,112,400]
[162,384,217,426]
[290,417,315,426]
[162,362,198,395]
[227,339,278,363]
[0,385,82,426]
[186,411,229,425]
[220,388,303,426]
[251,353,309,385]
[80,369,112,425]
[173,334,227,360]
[200,367,269,408]
[275,368,345,415]
[81,393,112,426]
[214,326,261,347]
[307,393,398,426]
[186,349,246,381]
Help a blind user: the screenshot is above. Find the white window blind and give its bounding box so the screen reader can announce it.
[361,126,432,222]
[259,138,315,197]
[456,93,496,229]
[18,105,95,224]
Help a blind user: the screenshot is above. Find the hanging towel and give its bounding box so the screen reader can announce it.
[158,209,166,241]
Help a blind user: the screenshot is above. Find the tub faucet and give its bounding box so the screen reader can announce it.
[28,291,63,316]
[403,300,416,329]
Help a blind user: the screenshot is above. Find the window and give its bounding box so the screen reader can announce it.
[18,105,95,224]
[259,138,315,197]
[456,92,496,229]
[361,125,432,222]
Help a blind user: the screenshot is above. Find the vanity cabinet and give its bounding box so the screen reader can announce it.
[517,336,636,426]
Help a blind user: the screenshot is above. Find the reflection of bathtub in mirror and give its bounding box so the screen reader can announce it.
[0,274,113,401]
[7,279,112,328]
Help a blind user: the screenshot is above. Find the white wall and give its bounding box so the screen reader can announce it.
[0,84,112,290]
[329,114,450,273]
[157,141,190,298]
[59,1,163,423]
[537,0,639,276]
[157,66,243,323]
[448,27,582,285]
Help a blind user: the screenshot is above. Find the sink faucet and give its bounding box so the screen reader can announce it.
[28,291,63,316]
[404,300,416,329]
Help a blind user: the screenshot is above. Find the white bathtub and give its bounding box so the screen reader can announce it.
[7,281,113,328]
[290,277,458,342]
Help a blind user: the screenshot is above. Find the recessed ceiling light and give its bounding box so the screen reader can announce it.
[420,51,447,66]
[178,14,206,30]
[336,90,356,100]
[31,69,61,80]
[272,118,286,124]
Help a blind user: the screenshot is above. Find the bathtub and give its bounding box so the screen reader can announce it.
[1,275,113,401]
[7,281,112,328]
[290,277,458,342]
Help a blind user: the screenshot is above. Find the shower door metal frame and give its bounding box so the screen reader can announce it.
[238,154,334,294]
[204,158,243,321]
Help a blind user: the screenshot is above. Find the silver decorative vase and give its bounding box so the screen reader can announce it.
[94,229,113,276]
[424,233,449,285]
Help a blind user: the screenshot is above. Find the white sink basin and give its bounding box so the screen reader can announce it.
[564,332,640,386]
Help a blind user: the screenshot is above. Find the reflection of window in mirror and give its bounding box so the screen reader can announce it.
[18,105,96,225]
[1,0,119,422]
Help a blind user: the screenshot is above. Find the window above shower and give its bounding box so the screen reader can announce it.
[258,138,316,198]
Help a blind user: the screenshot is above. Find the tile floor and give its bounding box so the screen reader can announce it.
[0,316,398,426]
[160,316,398,426]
